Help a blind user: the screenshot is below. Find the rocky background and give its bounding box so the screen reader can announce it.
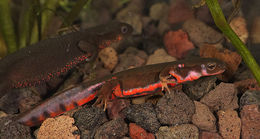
[0,0,260,138]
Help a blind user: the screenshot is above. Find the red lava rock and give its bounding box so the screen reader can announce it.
[241,104,260,139]
[183,19,223,47]
[200,44,242,81]
[200,131,223,139]
[234,78,260,93]
[129,123,155,139]
[163,29,195,59]
[94,118,128,139]
[123,103,160,133]
[217,110,241,139]
[168,0,194,24]
[200,83,238,111]
[107,99,130,119]
[156,89,195,125]
[192,101,216,132]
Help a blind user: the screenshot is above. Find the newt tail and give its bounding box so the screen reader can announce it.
[17,81,105,126]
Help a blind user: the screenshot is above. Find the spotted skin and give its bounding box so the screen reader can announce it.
[0,21,133,98]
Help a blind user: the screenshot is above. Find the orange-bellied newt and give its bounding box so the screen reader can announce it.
[0,21,133,98]
[18,58,226,126]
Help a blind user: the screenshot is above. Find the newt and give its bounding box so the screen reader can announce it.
[18,58,226,126]
[0,21,133,98]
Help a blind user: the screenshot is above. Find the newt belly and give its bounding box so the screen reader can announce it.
[18,58,226,127]
[0,21,133,98]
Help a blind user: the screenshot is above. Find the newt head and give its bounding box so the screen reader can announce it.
[159,58,226,85]
[85,21,133,50]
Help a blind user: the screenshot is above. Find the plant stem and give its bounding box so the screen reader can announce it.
[205,0,260,85]
[0,0,17,53]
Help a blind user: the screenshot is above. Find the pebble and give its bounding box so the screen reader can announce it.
[195,5,214,24]
[217,110,241,139]
[114,47,147,73]
[240,90,260,107]
[183,19,223,47]
[235,79,260,93]
[129,123,155,139]
[183,76,217,100]
[251,16,260,43]
[0,116,32,139]
[156,89,195,125]
[156,124,199,139]
[163,30,195,59]
[229,16,248,43]
[146,48,176,65]
[0,111,7,118]
[37,116,80,139]
[192,101,216,132]
[200,83,238,111]
[0,88,42,114]
[241,104,260,139]
[158,20,170,35]
[149,2,168,21]
[123,103,160,133]
[98,47,118,71]
[94,118,128,139]
[73,107,108,131]
[200,131,223,139]
[107,99,130,119]
[168,0,194,24]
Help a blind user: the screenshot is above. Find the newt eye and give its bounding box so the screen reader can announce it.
[121,25,128,34]
[206,62,216,71]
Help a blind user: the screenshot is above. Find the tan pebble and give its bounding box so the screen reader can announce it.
[146,49,176,65]
[229,16,248,43]
[98,47,118,71]
[251,16,260,43]
[218,110,241,139]
[37,116,80,139]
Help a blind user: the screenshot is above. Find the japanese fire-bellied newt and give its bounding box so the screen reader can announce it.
[0,21,133,98]
[18,58,226,126]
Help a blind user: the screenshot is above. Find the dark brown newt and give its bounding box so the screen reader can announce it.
[18,58,226,126]
[0,21,133,98]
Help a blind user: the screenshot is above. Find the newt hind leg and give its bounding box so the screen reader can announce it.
[94,79,120,111]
